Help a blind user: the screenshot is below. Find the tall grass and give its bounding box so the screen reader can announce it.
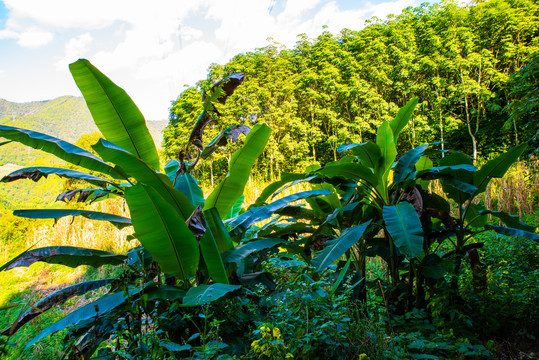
[25,198,136,254]
[484,160,538,218]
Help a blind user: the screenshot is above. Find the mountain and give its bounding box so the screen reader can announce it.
[0,96,168,166]
[0,96,168,210]
[0,96,97,143]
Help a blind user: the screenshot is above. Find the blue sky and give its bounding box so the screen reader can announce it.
[0,0,421,120]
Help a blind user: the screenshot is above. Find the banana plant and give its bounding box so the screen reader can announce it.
[251,98,538,310]
[0,59,271,354]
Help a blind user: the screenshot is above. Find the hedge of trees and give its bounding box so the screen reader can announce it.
[163,0,538,183]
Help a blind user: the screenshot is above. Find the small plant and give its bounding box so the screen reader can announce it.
[250,324,294,359]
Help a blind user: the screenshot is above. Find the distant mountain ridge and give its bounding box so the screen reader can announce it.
[0,96,168,211]
[0,96,167,166]
[0,96,96,143]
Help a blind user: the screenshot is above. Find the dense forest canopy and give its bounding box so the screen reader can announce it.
[164,0,539,182]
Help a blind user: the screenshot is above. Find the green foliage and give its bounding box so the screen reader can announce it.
[0,59,275,358]
[165,0,539,175]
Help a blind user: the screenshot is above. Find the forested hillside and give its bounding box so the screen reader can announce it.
[164,0,539,182]
[0,96,96,166]
[0,97,167,211]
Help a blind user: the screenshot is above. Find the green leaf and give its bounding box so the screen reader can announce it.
[200,223,230,284]
[25,287,145,349]
[465,203,488,228]
[338,142,382,170]
[418,254,446,279]
[482,210,536,232]
[393,144,428,185]
[312,220,371,271]
[251,173,307,208]
[204,124,271,218]
[486,225,539,241]
[164,159,205,207]
[0,125,121,178]
[390,97,418,142]
[203,207,233,253]
[473,143,527,194]
[228,190,331,237]
[175,173,205,208]
[13,209,132,229]
[93,139,195,219]
[222,238,285,277]
[383,202,424,258]
[1,166,115,188]
[376,121,397,192]
[415,156,433,172]
[0,246,125,271]
[315,163,378,187]
[125,184,199,280]
[353,142,382,169]
[330,257,352,296]
[226,195,244,219]
[438,152,476,203]
[145,287,186,302]
[3,279,115,335]
[182,284,241,306]
[415,156,433,190]
[69,59,160,170]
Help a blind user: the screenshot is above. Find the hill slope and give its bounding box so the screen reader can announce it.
[0,96,167,210]
[0,96,167,166]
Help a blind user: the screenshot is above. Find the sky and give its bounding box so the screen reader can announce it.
[0,0,421,120]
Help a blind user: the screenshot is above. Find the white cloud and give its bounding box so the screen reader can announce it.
[0,26,53,48]
[180,26,203,43]
[16,28,54,48]
[0,29,18,39]
[1,0,422,119]
[2,0,201,29]
[0,69,4,78]
[55,33,93,70]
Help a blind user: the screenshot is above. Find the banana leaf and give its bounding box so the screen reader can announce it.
[222,238,286,277]
[376,121,397,199]
[25,284,147,349]
[251,173,310,208]
[69,59,160,170]
[486,224,539,241]
[3,278,115,335]
[204,124,271,218]
[392,144,429,185]
[182,283,241,306]
[338,141,381,169]
[199,221,229,284]
[13,209,132,229]
[383,202,424,258]
[312,220,372,271]
[164,159,205,207]
[438,152,475,203]
[201,124,251,159]
[56,188,119,203]
[315,163,378,187]
[204,207,233,253]
[93,139,195,219]
[0,125,122,178]
[0,246,126,271]
[125,184,199,280]
[228,190,331,237]
[1,166,115,188]
[389,97,419,142]
[481,210,537,232]
[473,143,527,194]
[330,257,352,296]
